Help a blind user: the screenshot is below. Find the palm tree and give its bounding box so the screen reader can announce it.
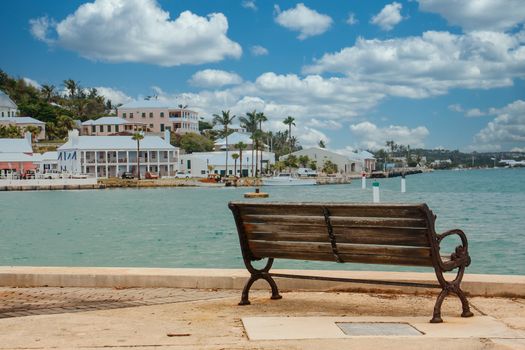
[235,142,247,178]
[41,84,55,102]
[232,153,239,177]
[252,130,264,177]
[283,116,296,153]
[63,79,79,98]
[256,112,268,175]
[212,110,236,177]
[239,110,258,176]
[132,132,144,180]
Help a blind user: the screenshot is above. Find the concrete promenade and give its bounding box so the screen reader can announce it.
[0,267,524,349]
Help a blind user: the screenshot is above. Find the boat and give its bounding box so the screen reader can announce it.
[262,173,317,186]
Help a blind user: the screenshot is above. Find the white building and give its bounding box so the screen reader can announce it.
[214,131,259,151]
[57,130,179,178]
[0,90,18,117]
[281,147,376,174]
[0,116,46,140]
[117,100,199,134]
[33,151,59,173]
[180,150,275,177]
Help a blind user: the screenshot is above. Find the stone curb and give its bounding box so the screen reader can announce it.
[0,267,523,298]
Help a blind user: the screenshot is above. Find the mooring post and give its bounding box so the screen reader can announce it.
[373,181,380,203]
[361,172,366,189]
[401,174,406,193]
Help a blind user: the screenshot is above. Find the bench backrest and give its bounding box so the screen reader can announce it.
[229,202,437,267]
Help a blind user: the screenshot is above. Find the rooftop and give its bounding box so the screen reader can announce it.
[58,135,176,151]
[81,117,142,126]
[0,116,45,125]
[119,100,196,112]
[0,138,32,153]
[0,90,17,109]
[215,132,255,147]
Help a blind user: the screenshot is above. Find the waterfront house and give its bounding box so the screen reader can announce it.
[33,151,59,173]
[281,147,376,174]
[117,100,199,135]
[81,116,146,136]
[214,131,259,151]
[57,130,179,178]
[0,132,36,176]
[0,90,18,117]
[179,150,276,177]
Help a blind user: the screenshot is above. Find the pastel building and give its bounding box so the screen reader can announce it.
[0,132,36,176]
[117,101,199,134]
[57,130,179,178]
[81,116,146,136]
[0,90,18,117]
[281,148,376,174]
[0,116,46,140]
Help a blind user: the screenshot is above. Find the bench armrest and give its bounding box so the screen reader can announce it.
[436,229,471,271]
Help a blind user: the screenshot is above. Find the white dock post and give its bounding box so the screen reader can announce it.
[373,181,380,203]
[361,172,366,189]
[401,175,406,193]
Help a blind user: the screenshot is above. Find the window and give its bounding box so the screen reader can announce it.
[107,125,112,132]
[201,170,206,175]
[160,112,164,118]
[149,112,153,118]
[142,112,146,118]
[166,126,171,131]
[1,112,3,117]
[123,113,126,118]
[91,126,96,133]
[130,113,133,118]
[187,160,191,169]
[160,124,165,132]
[115,125,119,132]
[99,125,104,132]
[149,123,154,128]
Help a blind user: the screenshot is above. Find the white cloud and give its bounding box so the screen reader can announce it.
[23,77,41,89]
[448,104,464,112]
[189,69,243,88]
[304,30,525,98]
[472,100,525,150]
[250,45,269,56]
[349,122,429,150]
[370,2,404,31]
[465,108,486,117]
[306,118,342,130]
[418,0,525,32]
[511,146,525,152]
[95,87,134,105]
[241,0,257,11]
[274,3,333,40]
[346,13,358,25]
[29,0,242,66]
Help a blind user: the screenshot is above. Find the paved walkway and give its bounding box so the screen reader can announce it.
[0,287,524,349]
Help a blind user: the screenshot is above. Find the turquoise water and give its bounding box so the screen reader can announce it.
[0,168,524,275]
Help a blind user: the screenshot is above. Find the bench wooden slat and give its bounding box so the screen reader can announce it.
[242,214,428,228]
[239,203,428,219]
[249,240,432,259]
[245,223,430,247]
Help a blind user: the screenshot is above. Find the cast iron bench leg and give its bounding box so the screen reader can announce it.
[239,273,282,306]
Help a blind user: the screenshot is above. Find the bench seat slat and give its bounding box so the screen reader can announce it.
[242,214,428,228]
[248,240,432,259]
[244,223,430,247]
[239,204,427,219]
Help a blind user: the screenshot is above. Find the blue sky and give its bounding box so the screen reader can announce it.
[1,0,524,153]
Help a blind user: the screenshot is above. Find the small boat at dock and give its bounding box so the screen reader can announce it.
[262,173,317,186]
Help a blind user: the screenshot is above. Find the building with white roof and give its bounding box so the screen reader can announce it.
[0,90,19,117]
[281,147,376,174]
[0,116,46,140]
[214,131,260,151]
[33,151,59,173]
[0,132,36,176]
[117,100,199,135]
[81,116,146,136]
[180,150,275,177]
[57,130,179,178]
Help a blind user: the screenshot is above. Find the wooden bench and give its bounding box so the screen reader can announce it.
[228,202,473,323]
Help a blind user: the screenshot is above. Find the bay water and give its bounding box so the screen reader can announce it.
[0,168,523,275]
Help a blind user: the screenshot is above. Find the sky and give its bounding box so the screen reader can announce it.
[1,0,524,153]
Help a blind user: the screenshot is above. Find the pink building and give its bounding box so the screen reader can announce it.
[0,133,37,176]
[117,101,199,135]
[81,116,146,136]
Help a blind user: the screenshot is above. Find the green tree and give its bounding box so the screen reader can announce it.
[309,160,317,171]
[179,132,214,153]
[235,141,248,178]
[284,154,298,170]
[23,125,41,143]
[0,124,22,138]
[213,110,236,177]
[298,155,310,168]
[239,110,258,176]
[318,140,326,148]
[132,132,144,180]
[322,160,338,174]
[283,116,296,153]
[231,153,239,177]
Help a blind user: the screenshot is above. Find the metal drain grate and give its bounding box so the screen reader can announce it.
[336,322,423,336]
